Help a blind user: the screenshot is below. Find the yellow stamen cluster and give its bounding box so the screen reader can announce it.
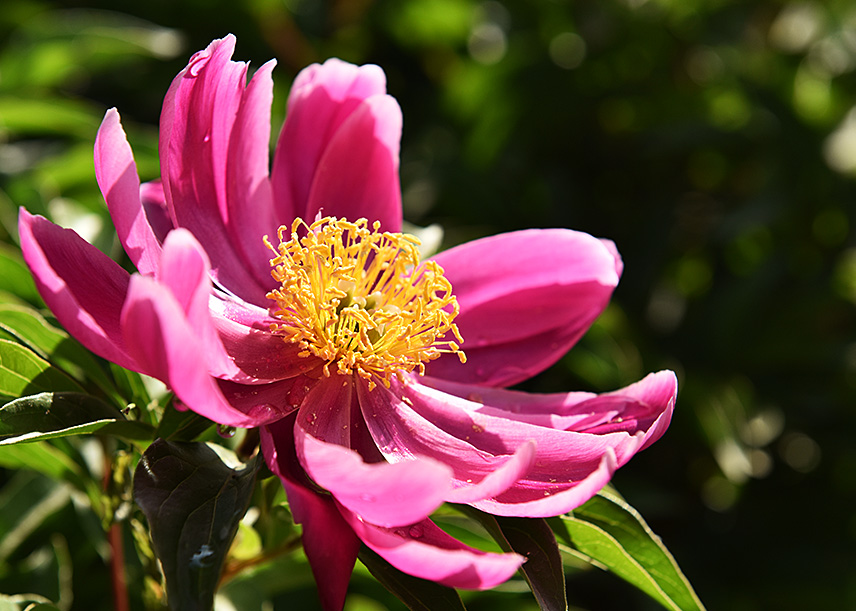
[265,217,466,390]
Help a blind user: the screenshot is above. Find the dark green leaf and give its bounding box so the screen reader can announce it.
[0,392,152,444]
[493,517,566,611]
[0,339,83,399]
[155,401,213,441]
[133,439,259,611]
[108,363,152,406]
[358,546,467,611]
[455,506,565,611]
[551,491,705,611]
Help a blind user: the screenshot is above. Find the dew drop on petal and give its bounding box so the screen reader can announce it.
[217,424,236,438]
[408,525,423,538]
[359,493,376,503]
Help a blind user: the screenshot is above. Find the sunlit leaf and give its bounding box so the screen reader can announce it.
[0,392,153,445]
[133,439,259,611]
[0,441,81,482]
[0,97,101,138]
[0,339,83,399]
[0,304,120,401]
[358,546,467,611]
[551,491,705,611]
[0,244,41,306]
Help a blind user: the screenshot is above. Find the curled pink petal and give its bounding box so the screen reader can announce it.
[471,448,619,517]
[340,507,525,590]
[159,35,271,305]
[94,109,162,275]
[155,229,239,378]
[356,379,536,503]
[294,376,453,527]
[18,210,137,371]
[389,373,675,515]
[120,275,283,427]
[427,228,621,387]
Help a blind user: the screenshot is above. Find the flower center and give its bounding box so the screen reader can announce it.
[265,217,466,390]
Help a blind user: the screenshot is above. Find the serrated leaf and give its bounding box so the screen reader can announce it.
[0,392,152,444]
[358,546,467,611]
[551,492,705,611]
[133,439,259,611]
[0,304,120,401]
[0,339,83,399]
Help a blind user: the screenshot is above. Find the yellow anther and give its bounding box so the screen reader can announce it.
[265,217,466,390]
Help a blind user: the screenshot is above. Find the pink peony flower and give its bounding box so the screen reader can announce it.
[18,35,676,610]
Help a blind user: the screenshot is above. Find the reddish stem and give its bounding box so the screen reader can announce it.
[109,522,131,611]
[102,445,130,611]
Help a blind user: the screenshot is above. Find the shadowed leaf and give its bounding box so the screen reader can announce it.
[133,439,259,611]
[0,392,152,444]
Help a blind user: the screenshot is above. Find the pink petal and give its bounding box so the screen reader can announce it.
[426,229,621,386]
[139,180,173,243]
[217,376,312,417]
[18,210,137,371]
[303,95,402,230]
[159,35,271,305]
[390,373,676,516]
[155,229,240,379]
[120,274,284,427]
[471,449,618,517]
[356,380,536,504]
[261,416,359,611]
[340,507,525,590]
[209,294,324,383]
[294,376,453,527]
[94,109,162,275]
[271,59,401,230]
[225,59,279,290]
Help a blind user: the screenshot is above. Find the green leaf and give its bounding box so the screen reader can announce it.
[0,471,71,563]
[358,546,467,611]
[0,339,84,400]
[155,401,213,441]
[455,506,565,611]
[0,442,82,482]
[0,304,120,401]
[0,244,42,306]
[0,97,101,138]
[551,491,705,611]
[133,439,259,611]
[0,392,153,445]
[493,517,566,611]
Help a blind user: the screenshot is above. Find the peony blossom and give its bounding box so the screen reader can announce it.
[18,35,676,610]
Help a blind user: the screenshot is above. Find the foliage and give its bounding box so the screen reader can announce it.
[1,0,853,609]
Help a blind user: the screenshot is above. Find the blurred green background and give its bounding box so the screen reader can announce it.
[1,0,855,609]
